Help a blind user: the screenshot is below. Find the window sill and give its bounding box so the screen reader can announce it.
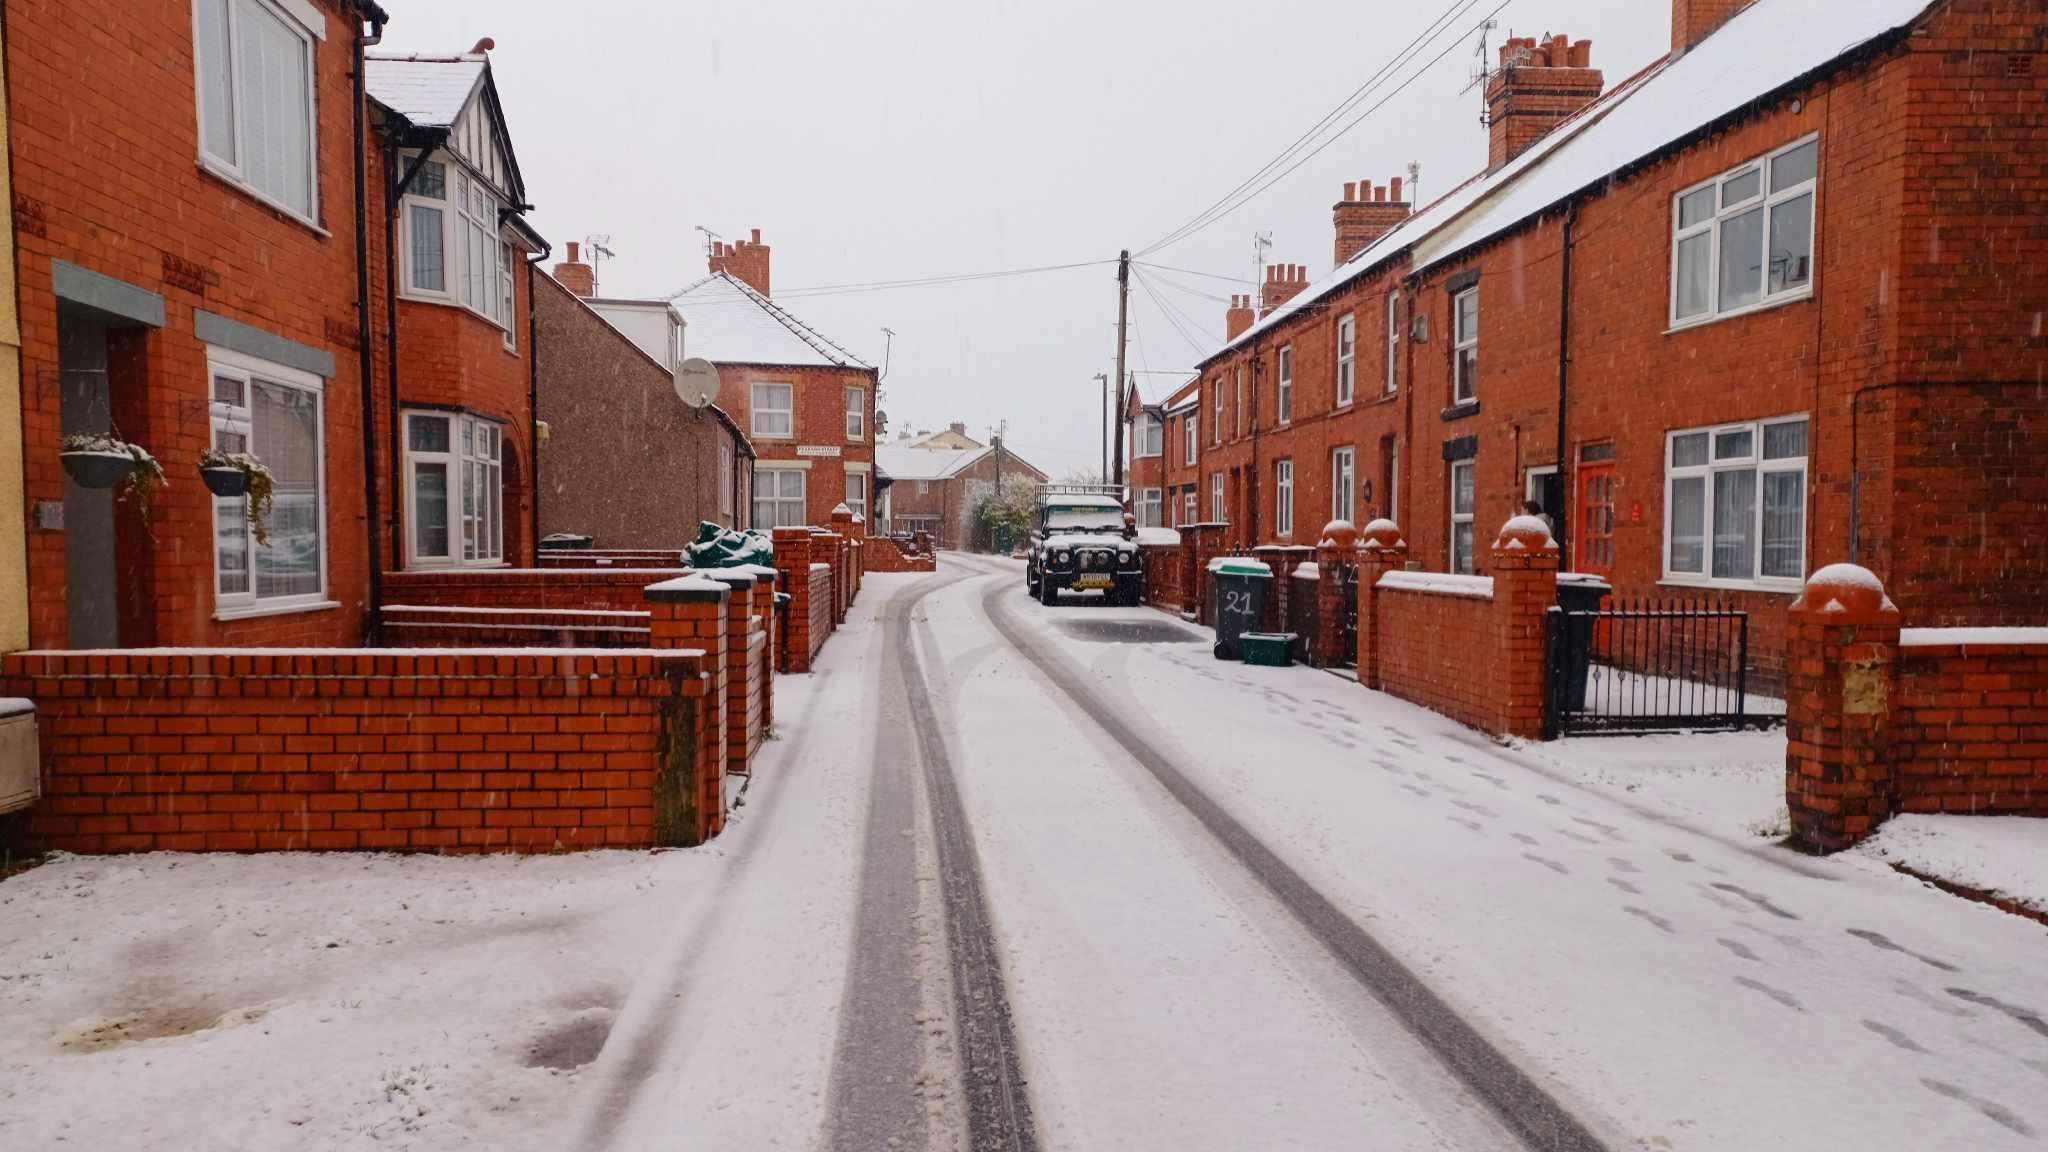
[405,561,511,572]
[752,432,795,441]
[1666,287,1813,335]
[1372,390,1399,407]
[214,598,341,623]
[197,159,328,238]
[1657,576,1802,596]
[1441,401,1481,423]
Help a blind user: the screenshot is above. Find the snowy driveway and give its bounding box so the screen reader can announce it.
[4,557,2045,1151]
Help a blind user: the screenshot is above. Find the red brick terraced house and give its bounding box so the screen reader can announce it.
[6,0,393,649]
[364,46,546,577]
[1177,0,2047,690]
[1130,377,1202,529]
[669,233,880,534]
[877,435,1047,550]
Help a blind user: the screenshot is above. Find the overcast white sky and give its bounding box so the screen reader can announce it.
[380,1,1669,480]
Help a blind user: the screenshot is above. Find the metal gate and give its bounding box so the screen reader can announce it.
[1545,599,1759,736]
[1336,561,1359,669]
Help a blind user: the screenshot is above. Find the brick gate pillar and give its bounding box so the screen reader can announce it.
[1313,520,1359,667]
[703,570,759,778]
[1784,565,1901,852]
[1354,518,1408,687]
[645,575,730,838]
[744,567,777,737]
[773,528,814,672]
[1490,516,1561,740]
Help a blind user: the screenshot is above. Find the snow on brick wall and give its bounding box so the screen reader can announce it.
[0,649,723,855]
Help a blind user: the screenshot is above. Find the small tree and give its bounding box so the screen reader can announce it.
[970,473,1039,554]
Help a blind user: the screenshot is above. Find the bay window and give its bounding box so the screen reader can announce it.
[210,348,327,615]
[754,467,807,528]
[193,0,317,222]
[1664,416,1808,588]
[1671,137,1817,327]
[399,153,519,342]
[403,411,504,568]
[1336,314,1356,407]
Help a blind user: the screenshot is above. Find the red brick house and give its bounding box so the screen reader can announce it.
[1178,0,2046,687]
[364,47,545,576]
[669,233,880,533]
[878,435,1046,550]
[6,0,391,650]
[1129,378,1201,528]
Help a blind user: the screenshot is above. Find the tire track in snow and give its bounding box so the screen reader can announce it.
[973,572,1614,1152]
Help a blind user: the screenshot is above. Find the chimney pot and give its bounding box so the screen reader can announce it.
[1390,176,1404,202]
[565,241,579,262]
[1344,182,1357,202]
[750,228,761,244]
[1374,186,1386,203]
[1487,32,1602,171]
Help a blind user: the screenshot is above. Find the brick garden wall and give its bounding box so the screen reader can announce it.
[863,535,937,573]
[1892,636,2048,818]
[380,568,683,613]
[1,648,721,854]
[808,563,834,663]
[1371,580,1505,734]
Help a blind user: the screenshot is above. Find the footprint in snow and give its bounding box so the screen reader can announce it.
[1920,1079,2033,1138]
[1608,857,1641,875]
[1448,816,1486,833]
[1710,882,1800,920]
[1734,976,1804,1012]
[1624,905,1676,934]
[1450,799,1497,819]
[1555,827,1602,847]
[1536,794,1563,807]
[1511,832,1541,847]
[1715,937,1761,963]
[1573,816,1629,842]
[1861,1019,1928,1053]
[1846,928,1957,973]
[1523,853,1571,875]
[1606,877,1643,895]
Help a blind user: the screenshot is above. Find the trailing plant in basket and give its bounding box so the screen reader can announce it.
[60,434,167,517]
[199,448,276,546]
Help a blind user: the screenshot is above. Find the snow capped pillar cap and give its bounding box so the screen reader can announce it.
[1359,518,1406,551]
[700,569,758,589]
[644,575,730,603]
[1790,563,1899,619]
[830,503,854,520]
[1318,519,1359,549]
[1493,514,1558,554]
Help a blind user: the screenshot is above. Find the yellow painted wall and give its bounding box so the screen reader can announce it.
[0,40,25,653]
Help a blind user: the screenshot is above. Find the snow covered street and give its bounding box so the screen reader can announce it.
[5,557,2047,1150]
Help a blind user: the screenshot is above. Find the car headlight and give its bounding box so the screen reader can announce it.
[1057,550,1071,564]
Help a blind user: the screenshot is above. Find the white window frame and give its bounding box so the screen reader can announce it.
[753,465,808,528]
[399,156,451,299]
[1450,458,1475,575]
[718,439,735,518]
[1335,314,1356,408]
[1183,490,1197,525]
[1452,287,1479,405]
[846,386,866,441]
[398,151,519,341]
[1183,412,1197,465]
[1136,412,1164,458]
[1274,459,1294,537]
[1670,134,1819,330]
[401,409,506,570]
[208,345,331,618]
[1210,471,1225,522]
[1234,366,1244,438]
[845,471,869,523]
[1662,415,1810,592]
[1331,446,1355,525]
[1212,380,1223,445]
[1384,292,1400,396]
[751,381,794,439]
[191,0,321,227]
[1275,344,1293,425]
[1139,487,1163,528]
[917,479,931,496]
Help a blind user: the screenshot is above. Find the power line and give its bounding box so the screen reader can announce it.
[1132,260,1253,285]
[658,257,1117,304]
[1139,266,1236,306]
[1132,267,1209,363]
[1137,0,1511,257]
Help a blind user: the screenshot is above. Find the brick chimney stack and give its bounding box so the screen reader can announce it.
[1671,0,1754,54]
[553,240,594,298]
[1485,35,1602,172]
[708,228,772,297]
[1333,177,1413,265]
[1225,294,1255,341]
[1260,264,1310,318]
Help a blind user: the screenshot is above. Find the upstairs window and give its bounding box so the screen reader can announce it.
[718,439,734,518]
[1212,381,1223,444]
[752,382,794,438]
[404,161,448,293]
[1210,471,1224,522]
[1234,367,1244,438]
[1336,314,1356,407]
[1184,413,1197,465]
[1672,137,1817,326]
[1274,459,1294,537]
[194,0,317,221]
[846,387,866,441]
[1331,446,1355,524]
[400,156,518,342]
[1452,288,1479,405]
[1384,293,1399,396]
[1136,412,1164,458]
[1275,345,1293,424]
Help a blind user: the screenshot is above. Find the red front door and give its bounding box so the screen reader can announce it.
[1576,463,1616,578]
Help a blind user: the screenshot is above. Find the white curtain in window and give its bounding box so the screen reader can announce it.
[252,380,322,598]
[235,0,312,216]
[1711,469,1758,581]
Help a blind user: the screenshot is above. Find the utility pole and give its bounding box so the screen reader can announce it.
[991,422,1006,552]
[1095,373,1109,479]
[1111,250,1130,495]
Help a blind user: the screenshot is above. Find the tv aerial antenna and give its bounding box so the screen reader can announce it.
[583,234,616,295]
[1462,19,1510,126]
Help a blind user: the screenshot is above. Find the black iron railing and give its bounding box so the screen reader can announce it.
[1545,599,1771,736]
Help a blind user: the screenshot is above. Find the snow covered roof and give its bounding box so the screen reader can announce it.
[1201,0,1938,366]
[877,445,991,482]
[363,54,486,128]
[671,273,873,370]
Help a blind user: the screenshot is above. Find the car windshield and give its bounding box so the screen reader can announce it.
[1045,507,1122,532]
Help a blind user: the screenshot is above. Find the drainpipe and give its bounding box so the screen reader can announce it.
[1248,346,1262,546]
[352,9,385,642]
[525,240,550,564]
[1554,203,1578,569]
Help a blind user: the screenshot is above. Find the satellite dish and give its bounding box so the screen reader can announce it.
[673,357,720,409]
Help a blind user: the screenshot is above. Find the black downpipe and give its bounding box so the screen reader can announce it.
[524,242,549,563]
[1248,348,1261,546]
[1554,204,1578,569]
[352,13,385,642]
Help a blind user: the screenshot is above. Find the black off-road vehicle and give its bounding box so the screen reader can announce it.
[1024,485,1143,607]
